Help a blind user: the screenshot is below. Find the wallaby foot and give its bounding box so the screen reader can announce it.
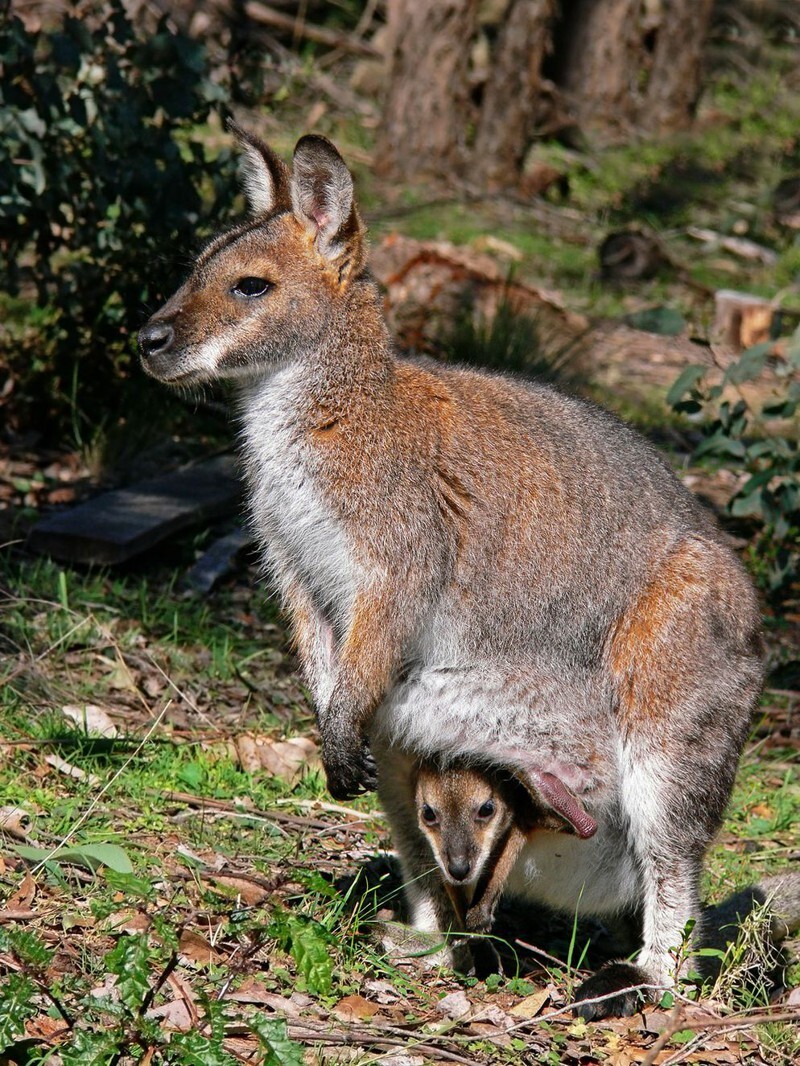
[572,961,651,1020]
[472,937,502,979]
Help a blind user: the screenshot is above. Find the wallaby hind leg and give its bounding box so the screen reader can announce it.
[575,537,763,1020]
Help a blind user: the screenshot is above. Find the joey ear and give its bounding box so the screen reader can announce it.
[228,118,291,217]
[291,134,365,273]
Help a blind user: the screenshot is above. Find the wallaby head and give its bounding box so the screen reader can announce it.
[138,121,368,386]
[414,762,515,887]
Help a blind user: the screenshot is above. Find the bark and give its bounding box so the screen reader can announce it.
[644,0,716,132]
[556,0,714,140]
[376,0,479,180]
[471,0,558,189]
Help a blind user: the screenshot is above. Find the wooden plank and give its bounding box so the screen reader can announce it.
[29,455,242,565]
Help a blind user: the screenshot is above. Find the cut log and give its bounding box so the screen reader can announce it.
[29,455,242,566]
[713,290,774,352]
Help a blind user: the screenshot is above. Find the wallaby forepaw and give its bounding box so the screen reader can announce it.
[572,962,651,1021]
[324,744,378,800]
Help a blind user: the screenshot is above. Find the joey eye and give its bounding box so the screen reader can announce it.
[421,804,438,826]
[231,276,272,298]
[476,800,495,820]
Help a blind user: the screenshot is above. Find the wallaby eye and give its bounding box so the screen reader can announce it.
[231,276,272,298]
[421,804,438,826]
[476,800,495,820]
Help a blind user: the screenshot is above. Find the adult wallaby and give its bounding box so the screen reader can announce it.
[139,123,764,1017]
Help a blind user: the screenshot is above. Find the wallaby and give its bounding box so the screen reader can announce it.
[414,758,570,934]
[139,124,764,1017]
[412,757,800,1015]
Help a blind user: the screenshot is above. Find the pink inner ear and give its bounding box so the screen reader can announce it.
[311,207,331,231]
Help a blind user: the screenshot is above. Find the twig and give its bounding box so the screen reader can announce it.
[641,1004,685,1066]
[244,2,381,57]
[151,787,335,831]
[275,797,384,822]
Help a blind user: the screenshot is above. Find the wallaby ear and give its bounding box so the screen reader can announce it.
[291,134,365,275]
[228,118,291,217]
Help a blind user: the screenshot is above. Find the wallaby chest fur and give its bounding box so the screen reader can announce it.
[139,125,765,1017]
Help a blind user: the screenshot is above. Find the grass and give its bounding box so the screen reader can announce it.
[1,535,797,1063]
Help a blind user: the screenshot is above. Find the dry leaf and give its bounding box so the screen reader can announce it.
[332,994,381,1021]
[146,998,194,1031]
[6,871,35,909]
[227,977,275,1005]
[257,736,320,781]
[234,733,262,773]
[178,929,223,968]
[0,805,33,841]
[209,874,270,906]
[750,803,773,819]
[25,1014,70,1042]
[509,989,550,1018]
[362,978,402,1004]
[435,989,471,1019]
[107,658,138,692]
[44,753,101,786]
[104,909,150,935]
[62,703,118,737]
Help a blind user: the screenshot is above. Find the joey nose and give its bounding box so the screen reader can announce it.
[138,321,174,360]
[447,858,472,883]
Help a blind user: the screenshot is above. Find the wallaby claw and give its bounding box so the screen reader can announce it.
[325,744,378,800]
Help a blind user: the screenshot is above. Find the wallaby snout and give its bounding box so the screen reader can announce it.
[138,319,175,362]
[445,855,473,884]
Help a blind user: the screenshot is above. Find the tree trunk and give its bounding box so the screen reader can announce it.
[471,0,558,189]
[556,0,714,140]
[377,0,715,185]
[376,0,479,181]
[644,0,715,131]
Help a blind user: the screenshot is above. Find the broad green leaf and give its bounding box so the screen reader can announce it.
[287,916,333,996]
[666,364,706,406]
[724,341,771,385]
[250,1016,305,1066]
[625,306,686,336]
[105,934,151,1012]
[0,974,37,1053]
[14,842,133,873]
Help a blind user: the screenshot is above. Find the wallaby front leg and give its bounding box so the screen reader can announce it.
[320,587,410,799]
[284,578,336,709]
[465,825,528,933]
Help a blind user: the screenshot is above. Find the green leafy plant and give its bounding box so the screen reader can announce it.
[0,0,236,443]
[668,331,800,602]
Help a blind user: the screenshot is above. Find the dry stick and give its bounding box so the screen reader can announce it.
[641,1004,686,1066]
[282,1021,483,1066]
[152,788,334,832]
[244,1,381,57]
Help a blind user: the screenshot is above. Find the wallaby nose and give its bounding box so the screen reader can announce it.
[138,321,174,360]
[447,857,472,883]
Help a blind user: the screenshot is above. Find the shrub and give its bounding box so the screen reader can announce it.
[668,333,800,604]
[0,1,236,445]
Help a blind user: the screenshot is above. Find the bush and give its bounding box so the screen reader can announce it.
[668,333,800,604]
[0,1,236,446]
